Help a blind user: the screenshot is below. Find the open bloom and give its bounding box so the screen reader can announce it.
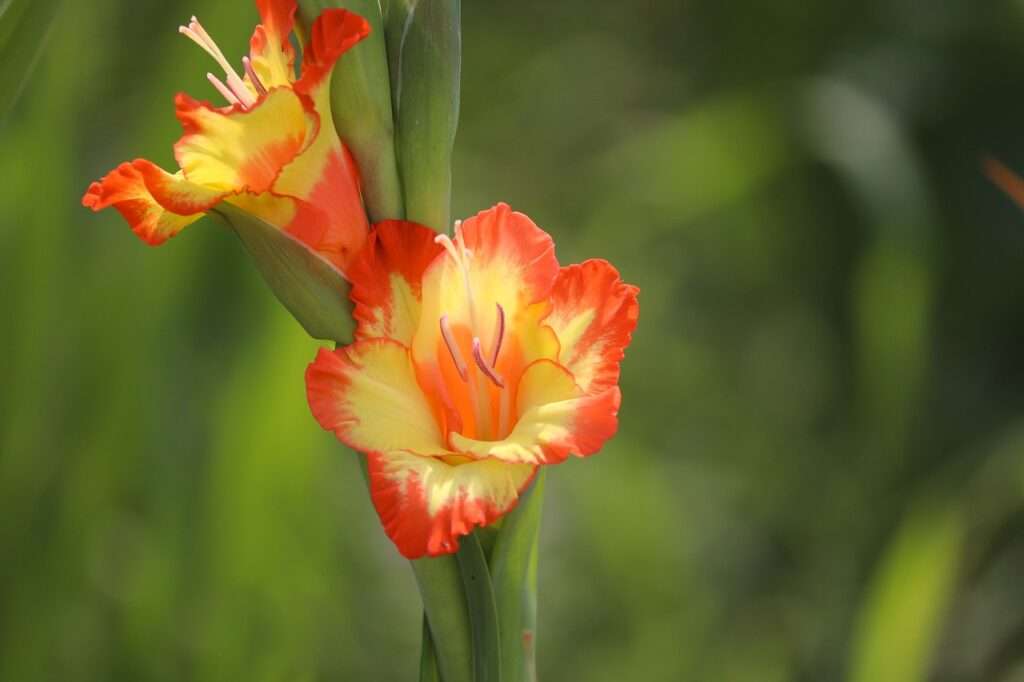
[82,1,371,272]
[306,204,639,558]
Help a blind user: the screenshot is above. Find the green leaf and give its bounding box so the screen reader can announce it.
[0,0,62,123]
[411,555,475,682]
[209,203,354,344]
[386,0,461,232]
[456,532,502,682]
[489,470,545,682]
[296,0,405,223]
[848,494,964,682]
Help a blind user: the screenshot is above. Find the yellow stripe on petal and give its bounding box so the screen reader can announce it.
[368,449,536,558]
[174,88,317,194]
[449,359,621,465]
[249,0,298,88]
[305,339,447,455]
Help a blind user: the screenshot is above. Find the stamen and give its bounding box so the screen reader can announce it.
[207,73,241,106]
[180,16,255,108]
[472,338,505,388]
[490,303,505,367]
[454,222,470,260]
[440,315,468,382]
[243,56,267,96]
[434,233,461,263]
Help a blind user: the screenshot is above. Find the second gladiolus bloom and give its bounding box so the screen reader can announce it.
[306,204,639,558]
[82,1,371,272]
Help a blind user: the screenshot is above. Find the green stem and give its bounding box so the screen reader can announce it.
[411,555,474,682]
[418,614,442,682]
[456,532,502,682]
[489,471,546,682]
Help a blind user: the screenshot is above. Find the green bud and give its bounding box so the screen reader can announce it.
[296,0,405,223]
[386,0,461,232]
[211,203,354,344]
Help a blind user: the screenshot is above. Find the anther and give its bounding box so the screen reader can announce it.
[243,56,267,96]
[490,303,505,367]
[439,315,468,382]
[472,338,505,388]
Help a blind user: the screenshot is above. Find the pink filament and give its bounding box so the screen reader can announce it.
[490,302,505,367]
[440,315,468,382]
[472,338,505,388]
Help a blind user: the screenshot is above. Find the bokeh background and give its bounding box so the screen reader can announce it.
[3,1,1024,680]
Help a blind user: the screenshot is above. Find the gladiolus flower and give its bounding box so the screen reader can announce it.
[306,204,639,558]
[81,1,371,272]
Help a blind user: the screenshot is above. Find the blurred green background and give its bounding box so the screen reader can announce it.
[3,1,1024,680]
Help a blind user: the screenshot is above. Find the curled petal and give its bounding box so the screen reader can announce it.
[174,87,317,194]
[347,220,444,344]
[305,339,448,456]
[294,8,370,99]
[368,449,537,558]
[546,259,639,394]
[249,0,297,88]
[82,159,222,245]
[449,359,621,465]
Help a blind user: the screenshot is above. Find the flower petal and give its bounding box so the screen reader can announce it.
[294,8,369,100]
[347,220,444,344]
[368,449,537,558]
[82,160,220,245]
[449,359,621,465]
[267,9,371,273]
[412,204,560,392]
[546,259,639,394]
[173,87,317,194]
[305,339,447,455]
[249,0,297,88]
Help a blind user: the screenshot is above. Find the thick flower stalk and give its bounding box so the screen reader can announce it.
[306,204,639,558]
[81,1,371,273]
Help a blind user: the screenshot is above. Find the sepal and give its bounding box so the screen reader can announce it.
[211,202,354,343]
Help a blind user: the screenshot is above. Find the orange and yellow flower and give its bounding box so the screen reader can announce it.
[306,204,639,558]
[81,0,371,272]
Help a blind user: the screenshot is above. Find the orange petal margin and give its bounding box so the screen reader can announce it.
[294,8,370,97]
[82,159,223,245]
[546,259,639,394]
[347,220,444,344]
[368,450,537,558]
